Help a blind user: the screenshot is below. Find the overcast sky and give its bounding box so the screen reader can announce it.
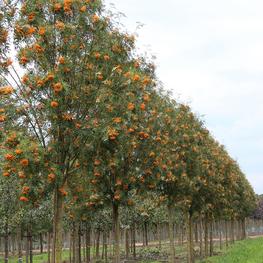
[104,0,263,194]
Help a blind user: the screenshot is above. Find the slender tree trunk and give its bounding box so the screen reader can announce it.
[95,230,100,259]
[102,232,105,260]
[209,221,213,257]
[85,225,91,263]
[224,220,228,247]
[104,232,108,263]
[219,221,222,250]
[4,223,9,263]
[132,223,136,259]
[48,232,51,263]
[186,212,194,263]
[241,218,246,240]
[73,223,76,263]
[52,189,64,263]
[40,233,43,254]
[230,219,235,244]
[199,218,203,258]
[11,235,15,256]
[158,223,162,249]
[144,222,148,246]
[17,227,23,263]
[167,205,176,263]
[125,229,129,259]
[29,230,33,263]
[180,223,184,245]
[112,203,120,263]
[204,216,208,258]
[25,231,29,263]
[77,223,82,263]
[69,233,72,263]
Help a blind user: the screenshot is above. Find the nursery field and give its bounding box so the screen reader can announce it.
[0,1,262,263]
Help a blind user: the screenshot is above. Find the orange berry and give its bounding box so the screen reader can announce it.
[20,196,29,202]
[20,56,28,65]
[104,55,110,61]
[92,14,100,23]
[22,75,29,84]
[80,6,87,12]
[15,149,23,155]
[53,82,63,93]
[140,103,146,111]
[3,172,10,177]
[133,74,140,81]
[94,159,101,166]
[0,116,6,122]
[94,52,101,59]
[54,3,62,12]
[127,103,135,111]
[55,21,65,30]
[27,26,36,35]
[58,56,65,64]
[27,13,35,22]
[18,171,26,179]
[59,187,68,196]
[20,159,29,167]
[113,117,122,123]
[5,154,15,161]
[22,186,30,194]
[48,173,56,182]
[38,27,46,35]
[46,73,55,81]
[50,101,59,108]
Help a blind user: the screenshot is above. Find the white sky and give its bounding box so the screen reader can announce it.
[104,0,263,194]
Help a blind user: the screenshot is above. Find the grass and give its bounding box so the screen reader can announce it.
[199,237,263,263]
[0,250,70,263]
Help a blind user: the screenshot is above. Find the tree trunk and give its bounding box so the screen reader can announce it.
[40,233,43,254]
[4,223,9,263]
[11,234,16,256]
[158,223,162,249]
[77,223,82,263]
[102,231,108,262]
[73,223,77,263]
[132,223,136,259]
[167,204,176,263]
[85,225,91,263]
[52,188,64,263]
[199,218,203,258]
[186,212,194,263]
[25,231,29,263]
[125,229,129,259]
[69,233,72,263]
[230,219,235,244]
[29,229,33,263]
[112,203,120,263]
[224,220,228,247]
[241,218,246,240]
[48,232,51,263]
[95,230,100,259]
[219,221,222,250]
[144,222,148,246]
[204,216,208,258]
[17,227,23,263]
[209,221,213,257]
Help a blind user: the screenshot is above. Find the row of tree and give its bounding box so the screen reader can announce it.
[0,0,256,263]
